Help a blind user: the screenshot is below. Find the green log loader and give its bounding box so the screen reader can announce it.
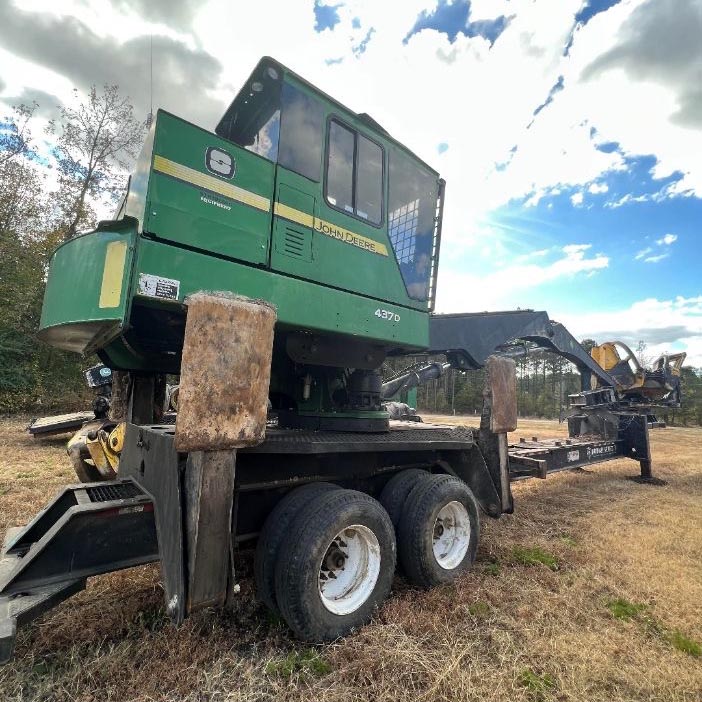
[0,58,661,662]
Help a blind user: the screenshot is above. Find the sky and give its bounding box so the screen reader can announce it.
[1,0,701,364]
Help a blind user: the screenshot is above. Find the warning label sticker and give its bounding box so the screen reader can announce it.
[137,273,180,301]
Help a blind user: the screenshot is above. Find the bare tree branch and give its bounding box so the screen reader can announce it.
[51,85,147,240]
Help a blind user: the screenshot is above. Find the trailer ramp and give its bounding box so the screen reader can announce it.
[0,479,158,663]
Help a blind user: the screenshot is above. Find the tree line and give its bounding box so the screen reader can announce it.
[397,348,702,426]
[0,88,145,414]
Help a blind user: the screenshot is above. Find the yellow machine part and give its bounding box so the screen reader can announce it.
[590,343,620,372]
[85,423,125,474]
[590,341,646,390]
[67,421,126,482]
[652,352,687,377]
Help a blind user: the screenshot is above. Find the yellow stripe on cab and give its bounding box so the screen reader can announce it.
[153,155,271,212]
[99,240,128,309]
[273,202,388,257]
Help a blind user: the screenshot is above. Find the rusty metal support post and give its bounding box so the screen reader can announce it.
[478,355,518,514]
[174,292,276,615]
[639,458,653,480]
[184,450,237,610]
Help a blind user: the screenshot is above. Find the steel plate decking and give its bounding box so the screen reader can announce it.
[139,421,475,454]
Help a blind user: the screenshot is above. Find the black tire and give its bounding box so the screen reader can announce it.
[274,489,396,642]
[379,468,431,530]
[398,474,479,588]
[254,482,338,614]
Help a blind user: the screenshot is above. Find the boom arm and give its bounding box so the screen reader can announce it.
[428,310,616,391]
[381,362,450,399]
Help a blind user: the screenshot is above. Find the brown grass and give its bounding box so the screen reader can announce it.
[1,415,701,701]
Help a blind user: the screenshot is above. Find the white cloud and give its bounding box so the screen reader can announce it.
[588,182,608,194]
[562,243,591,256]
[556,296,702,365]
[436,242,609,312]
[643,253,668,263]
[569,0,702,199]
[657,233,677,245]
[634,231,677,262]
[606,193,650,208]
[570,191,584,206]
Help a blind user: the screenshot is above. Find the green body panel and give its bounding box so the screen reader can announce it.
[143,112,274,265]
[134,238,428,347]
[271,174,316,270]
[121,119,155,228]
[130,106,429,311]
[38,221,136,354]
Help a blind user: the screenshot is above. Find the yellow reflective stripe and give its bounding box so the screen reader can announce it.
[99,240,128,309]
[273,202,388,257]
[153,155,271,212]
[151,154,385,256]
[273,201,314,228]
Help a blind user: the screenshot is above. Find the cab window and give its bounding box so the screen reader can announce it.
[278,83,324,181]
[388,148,439,301]
[216,67,282,162]
[325,120,383,225]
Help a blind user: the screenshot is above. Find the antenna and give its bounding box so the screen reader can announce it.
[147,34,153,128]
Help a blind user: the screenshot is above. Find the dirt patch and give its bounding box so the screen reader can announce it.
[1,416,701,701]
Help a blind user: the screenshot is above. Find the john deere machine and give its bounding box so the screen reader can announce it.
[0,58,662,662]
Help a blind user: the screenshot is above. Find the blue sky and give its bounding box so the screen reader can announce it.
[0,0,700,362]
[463,153,702,315]
[388,0,700,360]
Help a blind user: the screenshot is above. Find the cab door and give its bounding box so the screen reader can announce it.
[270,82,325,277]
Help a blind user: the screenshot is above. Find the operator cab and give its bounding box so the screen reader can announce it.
[216,57,444,308]
[38,57,444,379]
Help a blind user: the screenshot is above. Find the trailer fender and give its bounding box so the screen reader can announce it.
[437,446,501,519]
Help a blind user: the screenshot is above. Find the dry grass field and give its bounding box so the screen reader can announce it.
[0,415,700,701]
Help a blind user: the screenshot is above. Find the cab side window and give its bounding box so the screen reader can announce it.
[278,83,324,181]
[326,121,354,214]
[325,119,383,225]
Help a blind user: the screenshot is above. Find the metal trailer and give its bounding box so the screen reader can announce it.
[0,362,655,663]
[26,411,96,438]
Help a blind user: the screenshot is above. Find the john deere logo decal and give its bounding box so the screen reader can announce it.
[206,147,235,179]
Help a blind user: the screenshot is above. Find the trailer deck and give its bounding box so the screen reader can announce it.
[509,435,622,480]
[27,411,96,437]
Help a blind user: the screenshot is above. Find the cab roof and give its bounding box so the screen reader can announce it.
[216,56,439,177]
